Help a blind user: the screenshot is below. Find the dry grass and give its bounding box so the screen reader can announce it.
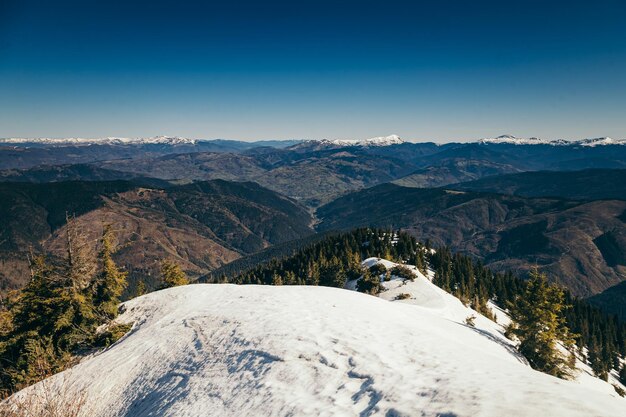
[0,346,92,417]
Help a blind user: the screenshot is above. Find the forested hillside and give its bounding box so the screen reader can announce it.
[453,169,626,200]
[210,228,626,385]
[317,184,626,297]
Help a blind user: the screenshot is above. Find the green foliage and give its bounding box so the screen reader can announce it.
[94,322,133,348]
[427,244,626,380]
[319,258,347,288]
[272,273,283,286]
[159,260,189,289]
[619,363,626,385]
[369,263,387,276]
[394,293,411,300]
[228,228,425,289]
[390,265,414,281]
[356,270,381,295]
[135,280,147,297]
[0,226,129,397]
[225,229,626,382]
[506,270,576,379]
[93,225,128,319]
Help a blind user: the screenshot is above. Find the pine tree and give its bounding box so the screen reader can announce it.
[506,269,577,379]
[619,363,626,385]
[272,273,283,285]
[356,269,381,295]
[0,256,90,394]
[136,280,147,297]
[319,258,347,288]
[93,225,128,319]
[160,260,189,289]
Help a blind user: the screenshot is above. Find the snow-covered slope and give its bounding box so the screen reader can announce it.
[8,282,625,417]
[3,134,623,147]
[307,134,405,147]
[354,258,626,395]
[0,136,200,145]
[477,134,625,146]
[576,137,626,147]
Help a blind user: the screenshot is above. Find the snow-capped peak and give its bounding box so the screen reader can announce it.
[477,135,626,146]
[478,135,549,145]
[576,137,625,147]
[315,134,404,147]
[0,136,199,145]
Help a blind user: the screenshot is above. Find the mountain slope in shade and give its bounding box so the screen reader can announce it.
[317,184,626,297]
[588,280,626,320]
[7,284,625,417]
[0,180,313,293]
[453,169,626,201]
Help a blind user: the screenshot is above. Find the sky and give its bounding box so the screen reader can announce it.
[0,0,625,142]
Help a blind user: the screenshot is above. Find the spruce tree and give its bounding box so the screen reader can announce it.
[272,273,283,285]
[506,269,577,379]
[136,280,147,297]
[93,225,128,319]
[160,260,189,288]
[619,363,626,385]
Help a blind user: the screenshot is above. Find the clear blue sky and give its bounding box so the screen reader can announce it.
[1,0,625,141]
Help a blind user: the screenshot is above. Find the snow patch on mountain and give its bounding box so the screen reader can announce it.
[312,134,405,147]
[0,136,199,145]
[478,134,625,146]
[6,280,625,417]
[577,137,625,147]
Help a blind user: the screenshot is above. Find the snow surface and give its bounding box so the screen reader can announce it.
[314,134,405,147]
[477,134,625,146]
[0,136,201,145]
[8,277,625,416]
[3,134,624,147]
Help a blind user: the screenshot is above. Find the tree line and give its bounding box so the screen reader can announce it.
[0,219,189,398]
[226,228,626,383]
[430,246,626,381]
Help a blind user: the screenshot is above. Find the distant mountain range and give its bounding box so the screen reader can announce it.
[0,135,625,318]
[2,133,625,147]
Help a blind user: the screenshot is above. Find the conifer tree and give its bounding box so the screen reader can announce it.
[619,363,626,385]
[160,260,189,289]
[319,258,347,288]
[0,256,87,393]
[272,273,283,285]
[136,281,147,297]
[506,269,577,379]
[93,225,128,319]
[356,269,381,294]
